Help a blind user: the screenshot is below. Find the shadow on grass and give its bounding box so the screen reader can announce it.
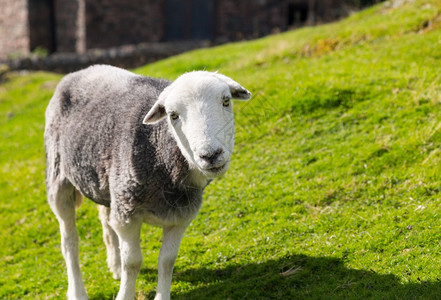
[167,254,441,300]
[89,254,441,299]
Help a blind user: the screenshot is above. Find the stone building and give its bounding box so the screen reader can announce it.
[0,0,381,59]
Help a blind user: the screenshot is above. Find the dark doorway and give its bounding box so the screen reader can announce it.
[288,1,309,27]
[164,0,214,41]
[28,0,56,53]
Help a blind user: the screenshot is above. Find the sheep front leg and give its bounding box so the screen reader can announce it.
[48,181,88,300]
[110,215,143,300]
[155,223,189,300]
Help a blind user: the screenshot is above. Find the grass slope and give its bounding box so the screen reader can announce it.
[2,0,441,299]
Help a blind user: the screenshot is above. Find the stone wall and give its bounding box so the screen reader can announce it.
[1,41,205,73]
[0,0,29,58]
[0,0,384,61]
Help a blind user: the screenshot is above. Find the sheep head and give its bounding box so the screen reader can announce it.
[143,71,251,179]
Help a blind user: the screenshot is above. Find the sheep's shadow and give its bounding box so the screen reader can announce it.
[167,254,441,300]
[91,254,441,299]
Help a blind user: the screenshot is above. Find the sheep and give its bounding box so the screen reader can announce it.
[44,64,251,300]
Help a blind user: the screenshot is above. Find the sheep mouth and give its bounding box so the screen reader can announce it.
[203,164,227,175]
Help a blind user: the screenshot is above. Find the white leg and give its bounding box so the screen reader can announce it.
[48,180,88,300]
[98,206,121,279]
[154,224,189,300]
[110,215,143,300]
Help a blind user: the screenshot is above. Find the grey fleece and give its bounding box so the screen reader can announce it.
[45,65,204,222]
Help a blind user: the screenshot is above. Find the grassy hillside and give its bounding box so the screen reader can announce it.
[2,0,441,299]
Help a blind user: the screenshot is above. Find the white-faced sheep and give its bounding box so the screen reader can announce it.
[44,65,251,300]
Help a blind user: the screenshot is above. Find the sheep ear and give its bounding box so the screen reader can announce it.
[213,73,252,100]
[143,101,166,124]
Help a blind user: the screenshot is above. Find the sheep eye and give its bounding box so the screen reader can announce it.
[222,98,231,107]
[170,112,179,120]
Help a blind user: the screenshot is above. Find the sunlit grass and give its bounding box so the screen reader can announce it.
[2,1,441,299]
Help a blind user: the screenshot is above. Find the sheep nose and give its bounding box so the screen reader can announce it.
[199,148,223,164]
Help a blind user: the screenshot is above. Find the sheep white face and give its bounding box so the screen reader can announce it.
[143,71,251,179]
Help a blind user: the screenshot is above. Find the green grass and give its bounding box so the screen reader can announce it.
[2,0,441,299]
